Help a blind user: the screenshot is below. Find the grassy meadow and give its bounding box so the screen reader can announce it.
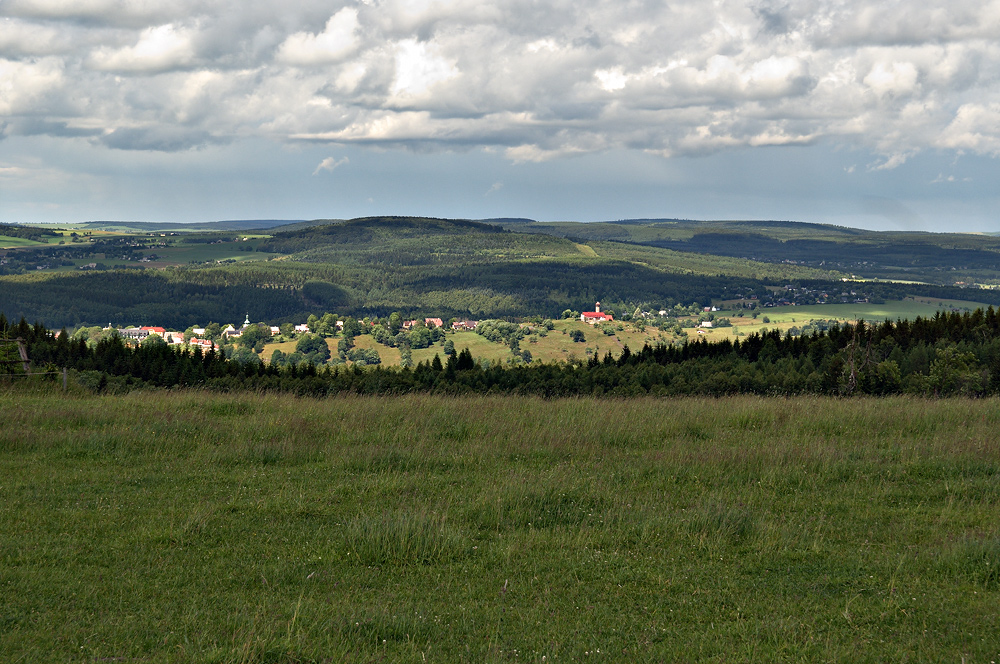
[0,235,48,249]
[2,386,999,662]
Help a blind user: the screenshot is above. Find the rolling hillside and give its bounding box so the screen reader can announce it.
[3,216,1000,329]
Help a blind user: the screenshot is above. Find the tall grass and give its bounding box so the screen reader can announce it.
[1,388,998,661]
[341,510,467,565]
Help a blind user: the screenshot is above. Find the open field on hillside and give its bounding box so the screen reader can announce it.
[2,388,998,662]
[695,297,996,344]
[589,240,848,282]
[0,235,48,248]
[751,297,991,322]
[262,319,678,368]
[258,295,995,368]
[0,230,122,250]
[143,240,279,268]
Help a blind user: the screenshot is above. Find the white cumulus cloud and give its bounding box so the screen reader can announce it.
[88,23,196,72]
[1,0,999,166]
[277,8,360,66]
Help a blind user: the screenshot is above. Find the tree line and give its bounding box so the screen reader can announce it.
[6,307,1000,398]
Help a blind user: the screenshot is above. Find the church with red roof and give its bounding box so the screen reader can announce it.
[580,302,613,324]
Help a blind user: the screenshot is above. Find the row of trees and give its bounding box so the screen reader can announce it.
[7,307,1000,398]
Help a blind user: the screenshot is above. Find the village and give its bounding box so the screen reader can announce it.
[104,315,488,351]
[69,302,654,368]
[68,295,918,370]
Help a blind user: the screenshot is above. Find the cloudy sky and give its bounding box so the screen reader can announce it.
[2,0,999,231]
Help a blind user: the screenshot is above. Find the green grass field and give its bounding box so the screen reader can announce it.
[691,297,995,343]
[746,297,990,323]
[0,230,114,250]
[0,235,48,248]
[2,387,998,662]
[589,240,848,282]
[143,241,276,267]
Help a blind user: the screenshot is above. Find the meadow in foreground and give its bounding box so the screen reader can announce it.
[1,387,998,662]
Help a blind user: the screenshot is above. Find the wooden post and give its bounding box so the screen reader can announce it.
[17,338,30,374]
[0,338,30,376]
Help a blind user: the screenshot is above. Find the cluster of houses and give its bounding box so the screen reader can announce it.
[108,313,486,350]
[401,317,480,331]
[118,326,220,351]
[219,315,286,341]
[402,317,443,330]
[115,315,289,350]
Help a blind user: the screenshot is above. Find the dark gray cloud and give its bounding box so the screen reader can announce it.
[752,2,790,35]
[5,118,103,138]
[99,126,225,151]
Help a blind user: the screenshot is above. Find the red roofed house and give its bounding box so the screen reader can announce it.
[580,302,613,325]
[141,326,167,335]
[187,337,218,351]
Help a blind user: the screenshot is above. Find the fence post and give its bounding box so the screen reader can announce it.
[17,338,30,374]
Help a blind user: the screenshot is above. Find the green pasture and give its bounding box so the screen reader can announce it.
[742,298,991,324]
[689,297,996,343]
[148,239,279,266]
[0,235,47,248]
[527,319,668,363]
[0,231,92,249]
[590,240,847,282]
[1,389,998,662]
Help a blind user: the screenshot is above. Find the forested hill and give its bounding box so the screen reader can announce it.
[4,215,1000,329]
[257,216,506,255]
[498,219,1000,284]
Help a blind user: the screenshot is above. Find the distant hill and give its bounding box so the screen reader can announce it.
[259,216,509,255]
[5,214,1000,329]
[477,217,536,225]
[77,219,306,232]
[602,218,690,225]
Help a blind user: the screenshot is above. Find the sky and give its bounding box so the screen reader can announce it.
[1,0,999,231]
